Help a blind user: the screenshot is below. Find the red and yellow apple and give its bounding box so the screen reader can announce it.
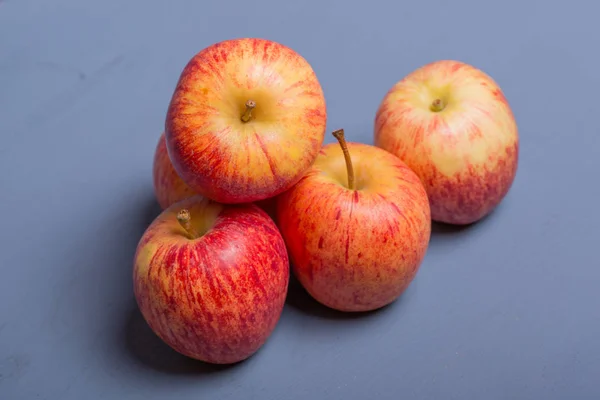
[152,132,197,210]
[276,129,431,312]
[133,195,290,364]
[374,60,519,225]
[165,37,327,204]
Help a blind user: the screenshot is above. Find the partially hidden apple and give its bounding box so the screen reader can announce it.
[133,195,290,364]
[374,60,519,225]
[165,37,327,204]
[276,129,431,312]
[152,131,197,210]
[152,131,277,219]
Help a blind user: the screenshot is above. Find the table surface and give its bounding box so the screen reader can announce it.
[1,0,599,399]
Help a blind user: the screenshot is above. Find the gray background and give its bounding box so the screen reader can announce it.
[1,0,598,399]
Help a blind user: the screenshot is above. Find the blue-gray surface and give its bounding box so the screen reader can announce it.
[1,0,599,399]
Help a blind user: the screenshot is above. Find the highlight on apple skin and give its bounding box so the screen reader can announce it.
[374,60,519,225]
[152,132,197,210]
[165,37,327,204]
[133,195,290,364]
[276,129,431,313]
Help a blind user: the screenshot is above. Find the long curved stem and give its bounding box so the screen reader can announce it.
[332,129,355,190]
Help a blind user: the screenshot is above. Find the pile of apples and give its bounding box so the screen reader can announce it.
[133,38,519,365]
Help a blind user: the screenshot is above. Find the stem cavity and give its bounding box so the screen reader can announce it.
[241,100,256,122]
[332,129,355,191]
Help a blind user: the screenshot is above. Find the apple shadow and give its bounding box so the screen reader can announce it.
[430,220,474,235]
[123,306,243,375]
[284,270,397,320]
[428,203,503,246]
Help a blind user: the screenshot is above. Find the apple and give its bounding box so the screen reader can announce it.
[133,195,290,364]
[165,37,327,204]
[152,131,197,210]
[276,129,431,312]
[374,60,519,225]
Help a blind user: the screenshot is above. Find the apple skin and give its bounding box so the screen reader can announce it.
[374,60,519,225]
[152,132,197,210]
[165,37,327,204]
[133,195,290,364]
[275,141,431,312]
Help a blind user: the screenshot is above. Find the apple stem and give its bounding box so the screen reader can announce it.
[177,209,200,239]
[332,129,355,190]
[430,98,446,112]
[241,100,256,123]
